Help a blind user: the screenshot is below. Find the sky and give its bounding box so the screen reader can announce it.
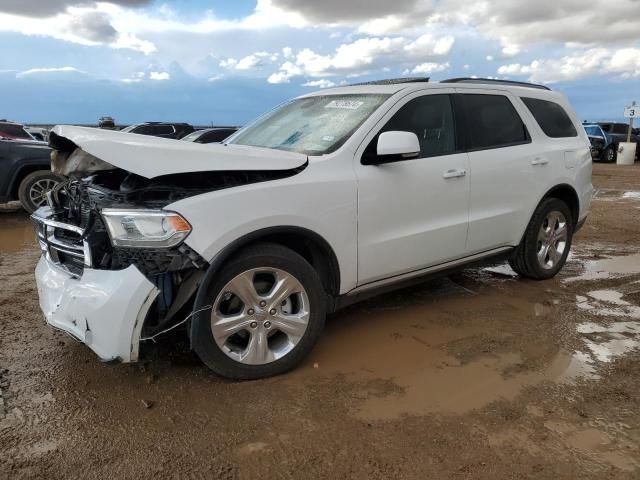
[1,0,639,125]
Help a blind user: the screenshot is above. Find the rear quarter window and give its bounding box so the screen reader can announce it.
[521,97,578,138]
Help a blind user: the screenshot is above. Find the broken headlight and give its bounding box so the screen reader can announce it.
[101,209,191,248]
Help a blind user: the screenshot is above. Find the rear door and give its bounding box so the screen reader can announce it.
[455,89,542,254]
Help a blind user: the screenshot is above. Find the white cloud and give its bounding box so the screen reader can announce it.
[269,34,454,82]
[16,66,82,77]
[267,61,302,84]
[486,55,494,61]
[608,48,640,78]
[149,71,170,80]
[207,74,224,82]
[235,55,262,70]
[496,48,633,83]
[302,79,337,88]
[405,62,450,75]
[404,34,455,57]
[219,58,237,68]
[0,5,156,54]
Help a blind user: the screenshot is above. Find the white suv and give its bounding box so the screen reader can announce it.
[33,78,592,379]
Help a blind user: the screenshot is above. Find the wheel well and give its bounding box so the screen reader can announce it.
[210,227,341,297]
[9,165,49,200]
[542,184,580,226]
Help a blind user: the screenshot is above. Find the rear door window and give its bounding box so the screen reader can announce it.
[462,94,530,150]
[521,97,578,138]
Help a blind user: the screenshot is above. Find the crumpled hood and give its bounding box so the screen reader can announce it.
[50,125,307,179]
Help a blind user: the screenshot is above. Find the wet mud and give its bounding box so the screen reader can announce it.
[1,163,640,479]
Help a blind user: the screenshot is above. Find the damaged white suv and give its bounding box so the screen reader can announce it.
[33,78,592,379]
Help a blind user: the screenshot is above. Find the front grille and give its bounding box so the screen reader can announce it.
[32,206,91,277]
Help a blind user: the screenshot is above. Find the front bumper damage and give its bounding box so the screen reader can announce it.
[35,256,158,362]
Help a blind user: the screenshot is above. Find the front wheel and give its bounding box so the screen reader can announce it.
[509,198,573,280]
[191,243,326,380]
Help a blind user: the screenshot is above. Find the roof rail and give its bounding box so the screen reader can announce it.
[349,77,430,86]
[440,77,551,91]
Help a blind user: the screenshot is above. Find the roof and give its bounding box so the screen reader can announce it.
[301,78,560,99]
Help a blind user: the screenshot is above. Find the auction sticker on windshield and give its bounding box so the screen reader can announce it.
[325,100,364,110]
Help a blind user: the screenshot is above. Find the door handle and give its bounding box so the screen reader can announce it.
[531,157,549,166]
[443,169,467,179]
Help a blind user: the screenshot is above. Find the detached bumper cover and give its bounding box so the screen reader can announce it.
[35,256,159,362]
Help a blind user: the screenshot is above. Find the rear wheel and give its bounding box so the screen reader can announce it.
[18,171,63,213]
[191,243,326,380]
[509,198,573,280]
[601,145,616,163]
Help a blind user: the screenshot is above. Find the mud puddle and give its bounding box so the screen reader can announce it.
[291,276,572,420]
[0,213,35,253]
[594,188,640,200]
[292,247,640,421]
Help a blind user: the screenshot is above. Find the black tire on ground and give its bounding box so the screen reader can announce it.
[509,198,574,280]
[191,243,327,380]
[17,171,64,213]
[600,145,617,163]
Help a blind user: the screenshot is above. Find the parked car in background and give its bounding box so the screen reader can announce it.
[0,120,35,141]
[598,122,639,143]
[181,127,239,144]
[598,121,639,160]
[98,116,116,129]
[0,138,63,212]
[25,126,49,142]
[34,78,592,380]
[120,122,195,139]
[583,123,618,162]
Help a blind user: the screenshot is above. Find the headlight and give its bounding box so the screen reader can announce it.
[101,209,191,248]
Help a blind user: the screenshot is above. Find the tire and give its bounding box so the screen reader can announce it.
[191,243,327,380]
[509,198,573,280]
[600,145,617,163]
[17,171,64,213]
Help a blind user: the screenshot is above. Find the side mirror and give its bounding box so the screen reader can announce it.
[377,131,420,157]
[362,131,420,165]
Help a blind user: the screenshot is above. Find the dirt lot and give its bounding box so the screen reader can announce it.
[1,163,639,479]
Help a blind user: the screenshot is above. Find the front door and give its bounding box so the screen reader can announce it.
[355,91,470,285]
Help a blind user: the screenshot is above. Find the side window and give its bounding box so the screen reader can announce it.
[134,125,154,135]
[612,124,628,135]
[600,124,611,132]
[364,94,457,160]
[203,130,233,143]
[154,125,174,135]
[521,97,578,138]
[463,94,530,150]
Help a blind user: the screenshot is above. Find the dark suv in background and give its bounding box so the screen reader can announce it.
[0,139,63,212]
[120,122,195,139]
[598,122,639,160]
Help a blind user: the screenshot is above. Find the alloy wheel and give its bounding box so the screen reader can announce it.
[536,211,568,270]
[29,179,58,208]
[210,268,310,365]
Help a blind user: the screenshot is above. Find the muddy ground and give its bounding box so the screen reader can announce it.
[1,163,639,479]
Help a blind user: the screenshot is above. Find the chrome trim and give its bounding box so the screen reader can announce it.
[31,206,92,273]
[347,247,513,296]
[32,206,85,236]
